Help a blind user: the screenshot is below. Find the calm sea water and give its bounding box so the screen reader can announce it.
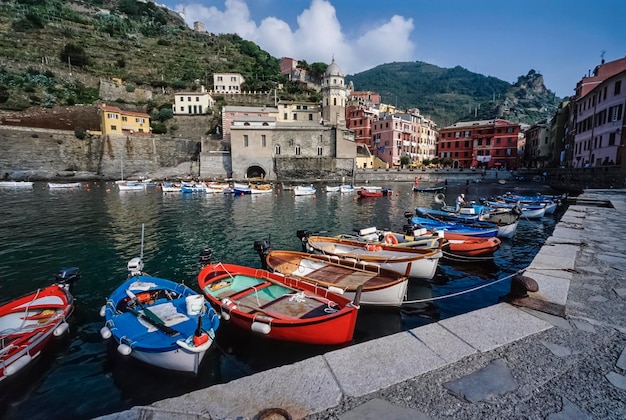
[0,180,562,419]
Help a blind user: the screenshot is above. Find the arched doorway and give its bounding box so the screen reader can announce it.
[246,165,266,179]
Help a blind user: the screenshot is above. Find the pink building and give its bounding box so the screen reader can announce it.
[572,69,625,167]
[371,114,412,168]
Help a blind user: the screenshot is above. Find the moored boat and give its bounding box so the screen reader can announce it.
[197,260,360,344]
[357,187,392,198]
[299,231,444,280]
[0,181,34,189]
[294,185,317,196]
[47,182,82,189]
[0,267,79,382]
[409,215,499,237]
[255,242,408,307]
[100,227,220,373]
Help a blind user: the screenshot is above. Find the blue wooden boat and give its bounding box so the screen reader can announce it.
[415,207,481,222]
[410,216,499,237]
[100,227,220,373]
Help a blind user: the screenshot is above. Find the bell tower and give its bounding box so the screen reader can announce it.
[321,57,346,126]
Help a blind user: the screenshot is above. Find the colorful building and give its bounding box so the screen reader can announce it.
[213,73,245,94]
[99,104,150,137]
[438,119,520,169]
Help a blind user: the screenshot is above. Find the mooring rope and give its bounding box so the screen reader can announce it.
[402,268,525,305]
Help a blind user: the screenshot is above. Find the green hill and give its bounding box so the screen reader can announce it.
[346,62,563,126]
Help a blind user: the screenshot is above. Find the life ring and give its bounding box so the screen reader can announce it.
[384,233,398,245]
[364,243,382,252]
[434,193,445,204]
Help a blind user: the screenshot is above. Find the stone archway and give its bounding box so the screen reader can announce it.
[246,165,266,179]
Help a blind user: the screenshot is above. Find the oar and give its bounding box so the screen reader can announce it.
[125,305,180,337]
[125,289,179,337]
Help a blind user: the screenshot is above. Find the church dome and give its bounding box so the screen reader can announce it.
[324,58,343,77]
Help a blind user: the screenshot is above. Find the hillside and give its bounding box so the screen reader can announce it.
[0,0,561,130]
[346,62,563,127]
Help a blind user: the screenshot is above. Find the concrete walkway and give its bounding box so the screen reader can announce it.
[97,189,626,420]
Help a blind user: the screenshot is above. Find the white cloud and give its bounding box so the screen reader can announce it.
[176,0,416,75]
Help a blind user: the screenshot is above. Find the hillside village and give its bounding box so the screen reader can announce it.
[0,0,624,183]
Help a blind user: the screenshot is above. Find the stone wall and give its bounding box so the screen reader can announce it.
[99,79,153,103]
[0,126,199,180]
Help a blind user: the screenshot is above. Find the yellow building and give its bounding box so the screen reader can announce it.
[99,104,150,136]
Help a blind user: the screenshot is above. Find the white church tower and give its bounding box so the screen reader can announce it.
[321,57,346,126]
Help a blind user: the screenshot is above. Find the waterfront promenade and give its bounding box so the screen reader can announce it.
[98,188,626,420]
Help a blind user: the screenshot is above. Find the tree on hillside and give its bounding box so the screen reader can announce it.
[60,43,89,68]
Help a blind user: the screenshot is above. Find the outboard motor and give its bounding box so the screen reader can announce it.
[253,239,271,270]
[56,267,80,291]
[198,248,213,266]
[296,229,311,252]
[403,224,415,236]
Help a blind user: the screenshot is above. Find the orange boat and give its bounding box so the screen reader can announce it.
[442,232,501,259]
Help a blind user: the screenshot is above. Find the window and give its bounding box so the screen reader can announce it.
[293,113,297,120]
[107,113,118,119]
[262,135,266,147]
[333,98,337,106]
[295,145,301,155]
[309,114,313,121]
[615,80,622,95]
[196,97,199,101]
[317,146,323,156]
[288,139,294,147]
[122,116,127,122]
[455,132,460,138]
[180,107,184,112]
[284,113,288,120]
[110,125,117,131]
[506,127,514,133]
[610,104,624,121]
[199,106,203,113]
[275,145,281,155]
[609,132,616,146]
[188,97,191,102]
[243,135,248,147]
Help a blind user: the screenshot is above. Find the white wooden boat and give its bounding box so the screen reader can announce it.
[48,182,82,189]
[0,181,34,189]
[118,181,146,192]
[161,182,182,192]
[303,235,444,280]
[263,249,409,307]
[294,185,317,196]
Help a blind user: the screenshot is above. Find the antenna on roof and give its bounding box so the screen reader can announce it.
[601,50,606,63]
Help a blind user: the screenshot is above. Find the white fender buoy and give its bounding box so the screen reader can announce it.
[327,286,344,295]
[251,321,271,335]
[434,193,445,204]
[220,311,230,321]
[117,343,132,356]
[100,326,112,339]
[4,354,33,376]
[53,322,69,337]
[99,305,107,317]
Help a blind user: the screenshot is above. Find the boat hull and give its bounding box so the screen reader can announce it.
[102,276,220,373]
[0,284,74,382]
[305,236,443,280]
[265,251,409,307]
[197,263,358,344]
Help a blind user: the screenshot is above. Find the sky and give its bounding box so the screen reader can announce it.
[161,0,626,98]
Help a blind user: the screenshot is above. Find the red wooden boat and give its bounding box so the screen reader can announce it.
[197,263,360,345]
[0,268,78,382]
[357,187,392,198]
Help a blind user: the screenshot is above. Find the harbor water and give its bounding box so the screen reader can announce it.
[0,180,563,419]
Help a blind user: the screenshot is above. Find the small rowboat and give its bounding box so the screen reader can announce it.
[47,182,82,189]
[300,232,444,280]
[357,187,392,198]
[0,267,79,382]
[101,257,220,373]
[259,246,409,307]
[294,185,317,196]
[197,262,360,344]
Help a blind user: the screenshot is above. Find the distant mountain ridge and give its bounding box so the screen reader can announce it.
[346,62,563,127]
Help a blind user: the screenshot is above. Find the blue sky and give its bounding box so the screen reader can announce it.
[161,0,626,98]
